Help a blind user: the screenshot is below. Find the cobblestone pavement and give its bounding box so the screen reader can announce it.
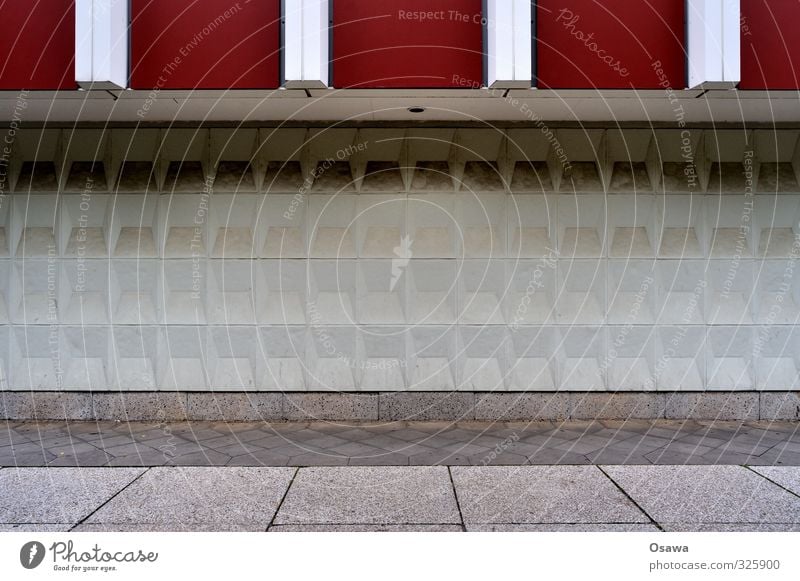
[1,465,799,532]
[2,419,799,467]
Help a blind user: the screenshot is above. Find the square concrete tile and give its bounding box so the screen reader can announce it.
[0,524,72,532]
[0,443,55,465]
[408,450,472,465]
[0,432,33,447]
[348,453,410,466]
[553,435,621,455]
[469,452,529,466]
[104,449,173,466]
[165,449,232,466]
[756,449,800,466]
[451,466,649,525]
[47,450,114,466]
[750,466,800,496]
[0,467,144,524]
[225,451,291,467]
[770,440,800,454]
[644,451,710,465]
[585,449,652,465]
[700,450,760,465]
[527,450,592,465]
[721,436,774,455]
[85,467,295,528]
[603,465,800,524]
[274,466,460,525]
[288,453,349,466]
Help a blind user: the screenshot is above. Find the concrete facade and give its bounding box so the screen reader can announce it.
[0,126,798,419]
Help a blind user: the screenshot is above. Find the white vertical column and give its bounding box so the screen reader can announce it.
[486,0,532,88]
[687,0,741,89]
[284,0,330,88]
[75,0,129,89]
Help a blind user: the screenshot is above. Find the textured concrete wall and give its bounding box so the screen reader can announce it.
[0,127,798,397]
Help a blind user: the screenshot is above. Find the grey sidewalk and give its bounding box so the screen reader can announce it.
[2,419,799,467]
[1,465,800,532]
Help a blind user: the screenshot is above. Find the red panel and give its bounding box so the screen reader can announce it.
[0,0,76,90]
[536,0,685,89]
[740,0,800,89]
[131,0,280,89]
[333,0,483,89]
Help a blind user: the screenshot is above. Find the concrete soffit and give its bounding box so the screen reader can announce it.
[5,127,800,195]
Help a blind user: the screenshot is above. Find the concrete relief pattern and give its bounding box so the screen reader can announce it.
[0,127,798,393]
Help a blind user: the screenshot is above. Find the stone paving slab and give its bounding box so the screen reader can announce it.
[602,465,800,525]
[73,523,268,532]
[84,467,296,530]
[0,524,72,532]
[268,524,463,532]
[660,523,800,532]
[450,466,650,525]
[0,467,144,524]
[0,465,799,532]
[273,466,460,525]
[2,420,799,467]
[750,466,800,496]
[466,524,661,532]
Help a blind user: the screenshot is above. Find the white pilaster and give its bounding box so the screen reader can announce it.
[75,0,129,89]
[687,0,741,89]
[284,0,330,88]
[486,0,532,89]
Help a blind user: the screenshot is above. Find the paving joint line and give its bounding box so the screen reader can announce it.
[743,465,800,500]
[69,467,152,532]
[266,467,299,532]
[447,466,467,532]
[596,465,663,531]
[755,440,789,457]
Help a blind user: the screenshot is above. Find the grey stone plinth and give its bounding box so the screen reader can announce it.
[284,393,378,421]
[0,391,789,421]
[187,393,283,421]
[570,393,665,420]
[379,392,475,421]
[92,392,189,421]
[1,392,93,421]
[665,393,758,420]
[760,392,800,421]
[475,393,569,421]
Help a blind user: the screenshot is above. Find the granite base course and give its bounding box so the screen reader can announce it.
[2,392,798,421]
